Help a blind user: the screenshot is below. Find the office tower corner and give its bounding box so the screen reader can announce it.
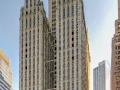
[19,0,55,90]
[111,0,120,90]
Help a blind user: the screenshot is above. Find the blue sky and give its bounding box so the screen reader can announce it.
[0,0,117,90]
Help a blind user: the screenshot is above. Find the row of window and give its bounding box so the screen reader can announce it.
[52,24,79,29]
[58,55,78,61]
[21,29,39,36]
[59,68,79,74]
[21,65,39,70]
[21,74,40,81]
[26,0,36,8]
[22,18,39,29]
[115,39,120,43]
[58,19,79,25]
[116,66,120,70]
[21,58,39,64]
[21,50,40,59]
[22,7,39,16]
[115,46,120,50]
[26,0,36,3]
[62,81,79,86]
[115,71,120,74]
[21,87,39,90]
[115,61,120,65]
[58,0,77,5]
[116,81,120,85]
[52,20,79,33]
[59,49,78,56]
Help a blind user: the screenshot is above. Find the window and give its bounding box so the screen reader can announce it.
[67,20,69,24]
[38,7,39,11]
[72,74,74,78]
[63,52,65,56]
[26,20,28,28]
[67,51,69,55]
[118,51,120,54]
[72,25,74,29]
[67,82,70,86]
[116,56,118,60]
[76,49,78,53]
[52,2,56,5]
[63,0,65,3]
[34,9,36,12]
[116,76,119,80]
[59,53,61,57]
[59,1,61,4]
[63,82,65,86]
[30,4,32,7]
[67,38,69,42]
[118,46,120,49]
[72,69,74,73]
[72,44,74,47]
[72,19,74,23]
[72,38,74,41]
[63,9,65,18]
[118,39,120,42]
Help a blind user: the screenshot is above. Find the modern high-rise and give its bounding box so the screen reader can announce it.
[93,60,110,90]
[0,48,13,90]
[48,0,90,90]
[0,71,11,90]
[111,0,120,90]
[19,0,55,90]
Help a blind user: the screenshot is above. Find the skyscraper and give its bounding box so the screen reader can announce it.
[0,71,11,90]
[111,0,120,90]
[19,0,90,90]
[48,0,90,90]
[0,48,13,90]
[93,60,110,90]
[19,0,55,90]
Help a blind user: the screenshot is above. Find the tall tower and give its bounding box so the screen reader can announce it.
[48,0,90,90]
[93,60,110,90]
[19,0,55,90]
[111,0,120,90]
[0,48,13,90]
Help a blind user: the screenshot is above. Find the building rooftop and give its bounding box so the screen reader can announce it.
[0,48,10,67]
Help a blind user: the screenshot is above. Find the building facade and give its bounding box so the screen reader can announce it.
[0,48,13,90]
[19,0,55,90]
[19,0,90,90]
[0,71,11,90]
[93,60,110,90]
[111,0,120,90]
[48,0,90,90]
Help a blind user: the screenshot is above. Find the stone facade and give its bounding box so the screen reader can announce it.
[48,0,90,90]
[19,0,90,90]
[19,0,55,90]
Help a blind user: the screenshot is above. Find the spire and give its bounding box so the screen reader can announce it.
[118,0,120,19]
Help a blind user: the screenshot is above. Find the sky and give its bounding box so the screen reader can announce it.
[0,0,118,90]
